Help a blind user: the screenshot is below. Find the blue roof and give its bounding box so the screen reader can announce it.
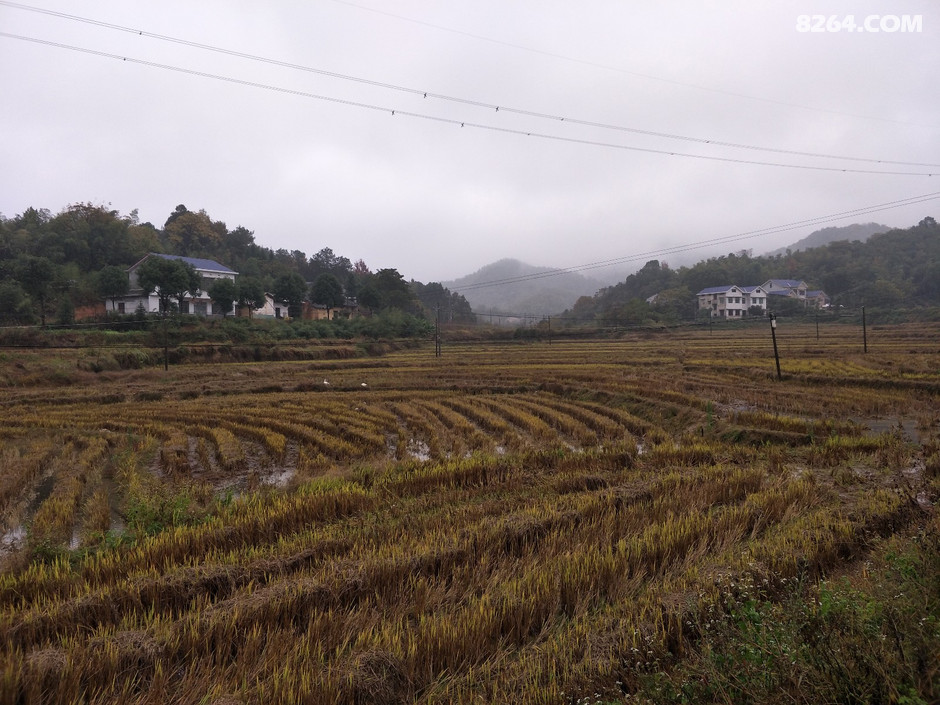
[151,253,236,274]
[740,285,763,293]
[697,285,737,295]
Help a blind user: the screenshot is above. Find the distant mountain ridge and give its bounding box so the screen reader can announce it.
[767,222,889,257]
[443,258,602,316]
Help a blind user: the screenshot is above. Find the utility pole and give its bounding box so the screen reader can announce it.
[769,313,781,381]
[547,315,552,345]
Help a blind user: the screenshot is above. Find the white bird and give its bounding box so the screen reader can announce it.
[360,382,368,388]
[323,379,330,386]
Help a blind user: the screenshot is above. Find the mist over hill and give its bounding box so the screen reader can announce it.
[443,259,602,317]
[766,222,889,257]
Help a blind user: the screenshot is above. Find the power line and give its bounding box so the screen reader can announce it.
[327,0,930,129]
[1,1,937,168]
[2,31,937,177]
[451,192,940,292]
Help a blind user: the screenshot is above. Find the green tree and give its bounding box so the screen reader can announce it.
[357,282,383,313]
[97,265,129,311]
[236,277,267,317]
[372,268,416,312]
[47,203,132,270]
[273,272,308,319]
[14,255,56,326]
[163,206,222,256]
[137,256,200,314]
[0,279,31,323]
[208,278,237,316]
[414,281,475,323]
[651,286,696,322]
[56,294,75,325]
[310,273,344,318]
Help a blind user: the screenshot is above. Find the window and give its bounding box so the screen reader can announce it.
[117,302,125,314]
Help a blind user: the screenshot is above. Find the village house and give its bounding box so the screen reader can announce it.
[106,253,237,316]
[695,285,767,318]
[696,278,829,317]
[235,293,290,320]
[762,279,808,299]
[762,279,830,308]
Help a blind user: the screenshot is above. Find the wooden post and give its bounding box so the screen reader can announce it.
[770,314,781,381]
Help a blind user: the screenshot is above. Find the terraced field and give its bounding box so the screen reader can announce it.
[1,322,938,703]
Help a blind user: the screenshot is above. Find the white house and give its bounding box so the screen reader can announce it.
[761,279,808,299]
[107,253,238,316]
[696,285,767,318]
[236,293,290,319]
[740,286,767,310]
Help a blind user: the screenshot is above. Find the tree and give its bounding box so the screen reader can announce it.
[137,256,199,314]
[163,207,221,256]
[414,281,475,323]
[651,286,696,322]
[56,294,75,325]
[98,265,129,311]
[357,282,383,313]
[208,278,237,316]
[372,268,416,312]
[0,279,31,323]
[224,225,257,264]
[273,272,308,319]
[47,203,132,270]
[14,255,56,326]
[236,277,267,317]
[310,273,344,318]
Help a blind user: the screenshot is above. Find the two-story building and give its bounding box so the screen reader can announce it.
[697,277,831,317]
[696,285,767,318]
[106,253,238,315]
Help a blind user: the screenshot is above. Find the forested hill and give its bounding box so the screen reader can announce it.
[565,217,940,325]
[0,203,472,325]
[766,222,889,257]
[443,258,602,316]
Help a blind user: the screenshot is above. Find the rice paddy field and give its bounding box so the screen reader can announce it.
[1,321,938,704]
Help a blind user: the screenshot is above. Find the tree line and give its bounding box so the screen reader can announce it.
[0,203,474,327]
[562,217,940,326]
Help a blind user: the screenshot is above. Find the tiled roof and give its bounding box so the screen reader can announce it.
[149,253,236,274]
[765,279,805,288]
[697,285,736,295]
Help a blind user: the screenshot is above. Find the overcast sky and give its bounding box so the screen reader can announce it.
[1,1,938,283]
